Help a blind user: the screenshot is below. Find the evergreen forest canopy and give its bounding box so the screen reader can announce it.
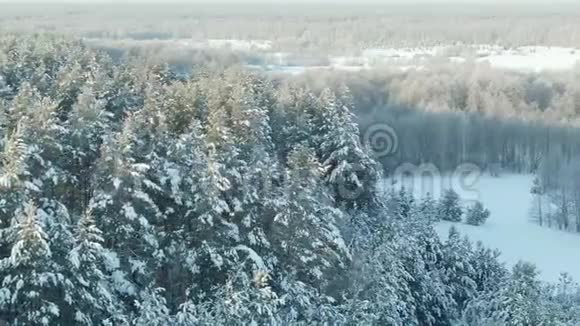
[2,33,580,325]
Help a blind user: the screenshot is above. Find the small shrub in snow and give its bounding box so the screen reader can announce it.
[438,189,463,222]
[465,201,490,226]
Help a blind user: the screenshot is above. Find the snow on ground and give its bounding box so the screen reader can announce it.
[350,45,580,73]
[382,173,580,283]
[246,45,580,75]
[438,174,580,283]
[246,64,369,75]
[362,46,445,61]
[478,46,580,73]
[84,37,580,74]
[258,44,580,74]
[207,39,273,51]
[359,45,580,72]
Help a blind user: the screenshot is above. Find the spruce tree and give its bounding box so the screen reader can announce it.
[465,201,490,226]
[64,85,112,214]
[90,115,161,297]
[343,213,411,325]
[68,209,124,324]
[463,262,546,325]
[316,87,380,209]
[468,242,507,293]
[441,227,477,319]
[132,288,172,326]
[271,145,350,293]
[438,189,463,222]
[6,82,37,131]
[418,192,438,221]
[397,187,415,218]
[0,123,28,260]
[0,202,67,325]
[0,122,27,191]
[399,216,452,326]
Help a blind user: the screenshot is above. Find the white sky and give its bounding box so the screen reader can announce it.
[0,0,571,3]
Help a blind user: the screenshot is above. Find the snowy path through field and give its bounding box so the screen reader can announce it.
[434,174,580,283]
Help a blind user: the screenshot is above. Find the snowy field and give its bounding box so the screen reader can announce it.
[338,45,580,73]
[84,38,580,74]
[382,174,580,283]
[324,46,580,73]
[479,46,580,73]
[264,44,580,74]
[247,44,580,74]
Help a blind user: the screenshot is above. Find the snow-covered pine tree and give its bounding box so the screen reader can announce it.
[68,209,125,325]
[165,113,265,306]
[172,142,238,302]
[397,187,415,218]
[54,61,88,119]
[316,86,380,209]
[0,202,67,325]
[463,261,546,325]
[90,114,162,299]
[278,274,345,324]
[384,186,416,220]
[164,81,207,135]
[131,288,172,326]
[418,192,438,221]
[0,122,29,260]
[183,268,284,325]
[271,85,317,161]
[151,122,208,308]
[438,189,463,222]
[6,82,38,133]
[227,75,277,251]
[536,273,580,324]
[441,227,477,320]
[468,241,507,293]
[465,201,490,226]
[104,62,147,120]
[343,211,413,325]
[9,94,94,325]
[396,207,453,326]
[20,93,77,223]
[0,121,27,194]
[271,145,350,295]
[63,85,112,215]
[167,73,277,308]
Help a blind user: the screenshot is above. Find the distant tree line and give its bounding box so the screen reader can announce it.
[4,3,580,51]
[285,65,580,174]
[389,188,490,226]
[532,155,580,233]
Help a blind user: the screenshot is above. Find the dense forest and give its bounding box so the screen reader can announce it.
[1,33,580,325]
[4,3,580,51]
[277,64,580,176]
[78,36,580,175]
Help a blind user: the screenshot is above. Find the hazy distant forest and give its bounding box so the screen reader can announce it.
[2,3,580,325]
[4,3,580,48]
